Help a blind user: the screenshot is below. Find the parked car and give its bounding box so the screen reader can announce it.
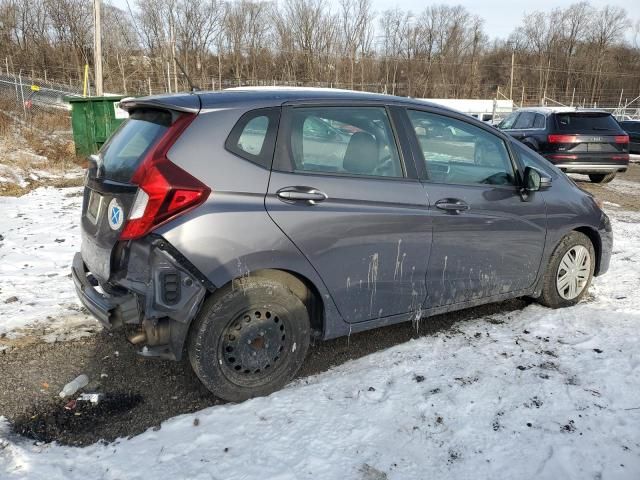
[497,107,629,183]
[72,88,612,402]
[618,120,640,154]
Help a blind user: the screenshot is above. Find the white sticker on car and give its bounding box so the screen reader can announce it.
[108,198,125,231]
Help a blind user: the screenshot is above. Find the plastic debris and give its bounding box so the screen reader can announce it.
[58,374,89,398]
[77,393,103,405]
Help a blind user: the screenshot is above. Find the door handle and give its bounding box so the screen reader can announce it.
[435,198,470,213]
[277,187,328,204]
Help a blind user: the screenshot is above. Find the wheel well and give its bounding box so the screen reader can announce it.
[574,227,602,275]
[245,269,325,338]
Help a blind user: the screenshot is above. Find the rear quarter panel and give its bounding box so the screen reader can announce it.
[154,104,344,336]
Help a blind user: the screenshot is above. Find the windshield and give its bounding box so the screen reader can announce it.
[101,109,172,183]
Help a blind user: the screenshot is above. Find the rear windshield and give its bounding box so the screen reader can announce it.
[553,112,619,133]
[101,109,172,182]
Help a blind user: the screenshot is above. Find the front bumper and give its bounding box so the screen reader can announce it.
[72,252,140,328]
[596,211,613,277]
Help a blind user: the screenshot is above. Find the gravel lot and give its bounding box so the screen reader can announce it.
[1,164,638,447]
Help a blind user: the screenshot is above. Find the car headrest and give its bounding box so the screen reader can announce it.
[342,132,378,175]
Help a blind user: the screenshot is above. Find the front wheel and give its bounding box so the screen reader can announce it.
[188,278,310,402]
[588,173,616,183]
[537,231,595,309]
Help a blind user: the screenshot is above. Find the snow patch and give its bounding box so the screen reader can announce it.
[0,207,639,478]
[0,187,98,339]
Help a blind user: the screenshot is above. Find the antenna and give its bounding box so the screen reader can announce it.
[174,58,199,92]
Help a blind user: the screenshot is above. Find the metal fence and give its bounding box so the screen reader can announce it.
[0,72,84,121]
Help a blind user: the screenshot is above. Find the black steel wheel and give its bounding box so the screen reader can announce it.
[188,278,310,402]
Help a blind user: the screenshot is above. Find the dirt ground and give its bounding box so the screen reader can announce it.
[1,163,638,447]
[574,162,640,211]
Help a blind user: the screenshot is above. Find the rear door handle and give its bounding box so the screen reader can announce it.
[435,198,470,213]
[277,187,328,204]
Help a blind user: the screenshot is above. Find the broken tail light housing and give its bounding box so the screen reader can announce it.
[120,113,211,241]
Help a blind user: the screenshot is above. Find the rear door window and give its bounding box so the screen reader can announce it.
[533,114,545,129]
[288,106,403,178]
[554,112,620,132]
[101,109,171,183]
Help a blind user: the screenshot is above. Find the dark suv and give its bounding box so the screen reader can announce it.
[72,88,612,401]
[618,120,640,154]
[498,107,629,183]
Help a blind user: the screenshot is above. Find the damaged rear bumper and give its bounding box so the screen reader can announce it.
[72,252,140,328]
[72,237,212,360]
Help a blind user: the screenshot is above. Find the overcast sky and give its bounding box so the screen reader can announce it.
[112,0,640,42]
[372,0,640,39]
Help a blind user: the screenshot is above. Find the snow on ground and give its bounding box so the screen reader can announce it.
[0,197,639,478]
[0,187,98,342]
[603,178,639,197]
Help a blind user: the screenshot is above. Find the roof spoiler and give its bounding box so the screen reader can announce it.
[118,94,201,114]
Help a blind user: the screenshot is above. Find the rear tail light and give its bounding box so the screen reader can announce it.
[612,154,629,161]
[615,135,629,144]
[548,134,578,143]
[120,113,210,241]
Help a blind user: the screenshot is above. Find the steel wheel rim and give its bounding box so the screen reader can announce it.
[218,307,289,386]
[556,245,591,300]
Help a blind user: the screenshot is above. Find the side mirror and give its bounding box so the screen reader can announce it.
[523,166,551,192]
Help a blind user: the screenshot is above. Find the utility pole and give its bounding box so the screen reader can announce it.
[93,0,103,96]
[509,51,514,100]
[170,22,177,92]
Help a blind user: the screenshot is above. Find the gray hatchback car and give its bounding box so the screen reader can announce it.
[72,88,612,402]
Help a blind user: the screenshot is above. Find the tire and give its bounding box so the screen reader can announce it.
[588,173,616,183]
[188,278,310,402]
[538,231,595,309]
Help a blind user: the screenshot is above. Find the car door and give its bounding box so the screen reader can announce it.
[265,104,431,323]
[403,108,547,308]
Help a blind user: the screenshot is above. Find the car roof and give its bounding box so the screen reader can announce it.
[515,106,612,116]
[120,87,453,113]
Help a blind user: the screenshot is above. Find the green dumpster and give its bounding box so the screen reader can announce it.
[65,95,129,156]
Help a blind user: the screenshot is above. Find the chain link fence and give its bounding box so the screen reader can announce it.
[0,72,85,121]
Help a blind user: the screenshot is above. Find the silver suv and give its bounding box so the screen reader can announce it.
[73,88,612,402]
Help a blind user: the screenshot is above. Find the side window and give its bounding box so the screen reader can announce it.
[533,114,545,129]
[513,112,535,129]
[498,112,518,129]
[407,109,515,186]
[225,107,280,168]
[513,141,558,177]
[289,106,403,178]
